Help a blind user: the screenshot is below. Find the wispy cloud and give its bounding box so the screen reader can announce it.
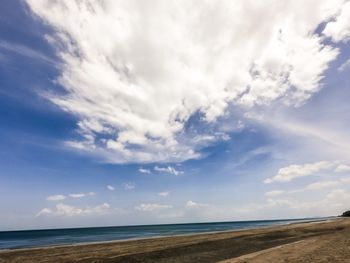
[138,168,151,174]
[264,161,349,183]
[46,195,65,201]
[107,185,115,191]
[338,59,350,71]
[289,178,350,193]
[185,200,200,208]
[265,190,284,197]
[37,203,110,217]
[304,180,340,190]
[69,193,85,198]
[36,208,52,217]
[122,182,135,190]
[0,40,56,65]
[47,192,96,201]
[154,166,184,176]
[335,164,350,173]
[158,191,169,197]
[135,203,173,212]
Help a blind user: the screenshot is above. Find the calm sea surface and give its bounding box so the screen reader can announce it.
[0,217,331,249]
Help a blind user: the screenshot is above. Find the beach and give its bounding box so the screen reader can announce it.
[0,218,349,263]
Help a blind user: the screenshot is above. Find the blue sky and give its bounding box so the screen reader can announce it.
[1,0,350,231]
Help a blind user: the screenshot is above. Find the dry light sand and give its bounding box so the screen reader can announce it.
[1,218,350,262]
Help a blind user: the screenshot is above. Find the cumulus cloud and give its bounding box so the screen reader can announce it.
[264,161,346,183]
[323,1,350,43]
[138,168,151,174]
[154,166,184,176]
[158,191,169,197]
[46,195,66,201]
[107,185,115,191]
[26,0,344,163]
[135,203,172,212]
[36,203,110,217]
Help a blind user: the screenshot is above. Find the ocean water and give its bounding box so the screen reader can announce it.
[0,217,330,249]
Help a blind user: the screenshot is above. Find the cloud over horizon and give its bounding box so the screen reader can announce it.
[2,0,350,232]
[264,161,350,183]
[37,203,111,217]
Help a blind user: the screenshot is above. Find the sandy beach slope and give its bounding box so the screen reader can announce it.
[0,218,349,263]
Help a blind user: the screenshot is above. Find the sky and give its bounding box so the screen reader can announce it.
[0,0,350,231]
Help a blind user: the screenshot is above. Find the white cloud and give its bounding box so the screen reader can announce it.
[324,189,350,207]
[135,203,172,212]
[288,177,350,193]
[107,185,115,191]
[36,208,52,217]
[335,164,350,172]
[36,203,110,217]
[158,191,169,197]
[122,182,135,190]
[46,195,66,201]
[338,59,350,71]
[138,168,151,174]
[192,133,231,144]
[185,200,199,208]
[323,1,350,43]
[154,166,184,176]
[51,203,83,217]
[0,40,56,65]
[264,161,337,183]
[146,187,350,221]
[304,180,340,190]
[47,192,95,201]
[83,203,110,215]
[235,188,350,218]
[246,111,350,161]
[26,0,343,163]
[69,193,85,198]
[265,190,284,197]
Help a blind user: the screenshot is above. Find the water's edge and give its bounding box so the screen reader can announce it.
[0,217,335,250]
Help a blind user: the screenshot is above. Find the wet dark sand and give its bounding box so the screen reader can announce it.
[1,218,349,263]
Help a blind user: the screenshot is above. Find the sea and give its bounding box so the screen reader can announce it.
[0,217,331,249]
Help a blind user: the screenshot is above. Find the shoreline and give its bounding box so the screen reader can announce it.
[0,216,335,251]
[0,217,348,262]
[0,216,328,233]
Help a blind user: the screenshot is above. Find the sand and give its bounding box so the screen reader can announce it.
[1,218,350,263]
